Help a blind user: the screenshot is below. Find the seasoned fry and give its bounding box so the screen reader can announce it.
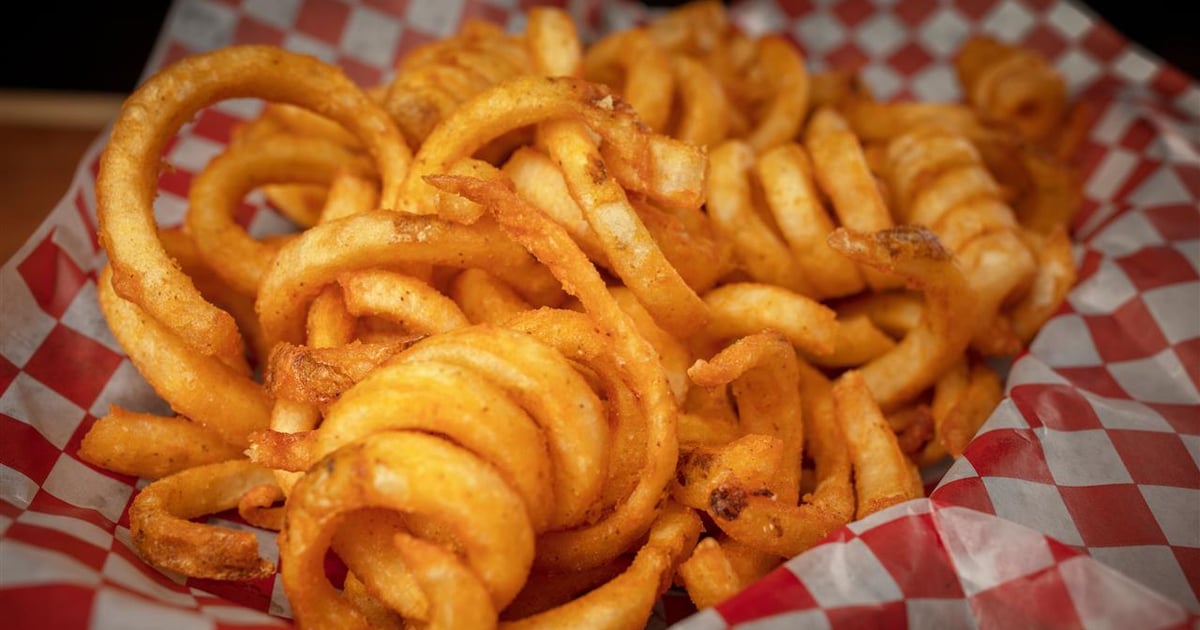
[834,371,924,519]
[79,406,243,479]
[88,7,1083,627]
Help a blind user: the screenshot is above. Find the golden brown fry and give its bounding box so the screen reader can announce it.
[281,432,535,628]
[834,371,924,519]
[937,361,1004,457]
[672,435,785,513]
[583,29,673,132]
[98,266,271,448]
[129,460,277,580]
[97,46,409,368]
[503,559,632,620]
[426,175,679,573]
[318,171,380,224]
[186,134,372,296]
[756,143,864,300]
[688,331,803,501]
[334,511,430,623]
[699,361,854,558]
[1010,227,1077,343]
[743,35,809,152]
[827,227,977,410]
[805,108,899,291]
[806,314,897,368]
[338,269,471,335]
[957,35,1066,144]
[501,502,701,629]
[78,406,242,479]
[405,76,705,213]
[237,483,285,531]
[678,537,742,610]
[671,55,730,146]
[707,140,813,294]
[264,339,418,406]
[527,7,581,78]
[256,211,561,349]
[451,269,533,325]
[539,119,709,336]
[342,573,407,630]
[701,282,838,358]
[837,291,925,339]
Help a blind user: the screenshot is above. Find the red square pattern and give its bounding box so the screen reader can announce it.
[887,42,934,75]
[1117,246,1200,292]
[0,414,63,486]
[1144,205,1200,241]
[1113,159,1165,201]
[1054,366,1130,400]
[1107,430,1200,488]
[1143,403,1200,436]
[969,566,1081,630]
[233,200,261,231]
[1020,23,1068,59]
[1018,0,1056,13]
[157,167,194,201]
[1058,484,1168,547]
[0,586,96,630]
[190,108,246,145]
[362,0,410,18]
[28,491,119,536]
[3,521,108,573]
[859,512,966,599]
[1118,117,1157,152]
[294,0,351,46]
[930,478,998,516]
[892,0,938,29]
[1080,22,1125,62]
[777,0,816,19]
[1072,248,1103,287]
[825,600,909,630]
[21,324,124,410]
[1173,338,1200,395]
[966,429,1056,484]
[1076,133,1110,178]
[831,0,874,28]
[952,0,993,20]
[1151,65,1192,99]
[1084,298,1170,362]
[1173,547,1200,607]
[1010,384,1103,432]
[233,16,286,47]
[16,231,88,320]
[1173,165,1200,201]
[716,563,818,625]
[0,354,19,396]
[73,191,100,255]
[1079,73,1125,103]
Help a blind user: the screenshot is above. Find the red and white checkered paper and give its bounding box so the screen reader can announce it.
[1,0,1197,628]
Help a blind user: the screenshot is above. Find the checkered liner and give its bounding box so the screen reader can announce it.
[0,0,1196,628]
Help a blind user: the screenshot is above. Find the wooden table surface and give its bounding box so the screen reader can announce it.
[0,91,121,265]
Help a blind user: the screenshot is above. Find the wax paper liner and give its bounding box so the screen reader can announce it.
[0,0,1197,628]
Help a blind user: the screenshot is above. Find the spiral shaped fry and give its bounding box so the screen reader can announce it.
[884,126,1037,356]
[956,36,1067,144]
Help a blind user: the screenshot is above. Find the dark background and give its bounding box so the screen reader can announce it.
[0,2,1194,94]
